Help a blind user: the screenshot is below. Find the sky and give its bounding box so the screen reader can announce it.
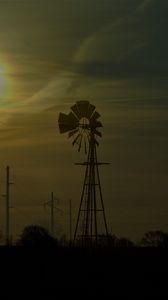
[0,0,168,243]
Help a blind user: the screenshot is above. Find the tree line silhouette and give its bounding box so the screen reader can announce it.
[4,224,168,248]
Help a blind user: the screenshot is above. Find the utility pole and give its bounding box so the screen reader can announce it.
[44,193,62,237]
[51,192,54,235]
[6,166,10,245]
[69,199,72,242]
[6,166,13,246]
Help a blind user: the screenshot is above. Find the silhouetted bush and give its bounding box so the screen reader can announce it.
[17,225,58,247]
[140,230,168,247]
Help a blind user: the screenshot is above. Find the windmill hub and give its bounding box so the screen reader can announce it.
[79,117,89,128]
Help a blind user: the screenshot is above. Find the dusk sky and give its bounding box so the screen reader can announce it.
[0,0,168,243]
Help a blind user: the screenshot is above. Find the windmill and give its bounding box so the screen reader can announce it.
[58,101,109,245]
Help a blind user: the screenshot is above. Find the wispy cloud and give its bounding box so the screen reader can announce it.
[0,71,76,121]
[17,71,76,111]
[138,0,153,11]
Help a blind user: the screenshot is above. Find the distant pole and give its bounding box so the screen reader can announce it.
[69,199,72,242]
[51,192,54,236]
[6,166,10,246]
[44,193,62,237]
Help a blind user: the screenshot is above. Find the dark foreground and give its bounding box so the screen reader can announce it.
[0,246,168,298]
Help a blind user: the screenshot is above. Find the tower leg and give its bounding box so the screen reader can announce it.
[73,136,108,245]
[73,148,90,243]
[95,147,109,237]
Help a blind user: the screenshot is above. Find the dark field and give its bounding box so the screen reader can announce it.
[0,247,168,298]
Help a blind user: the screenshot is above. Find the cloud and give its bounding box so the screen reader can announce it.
[0,70,77,127]
[138,0,153,11]
[1,0,167,125]
[16,71,76,111]
[3,0,166,119]
[73,0,168,82]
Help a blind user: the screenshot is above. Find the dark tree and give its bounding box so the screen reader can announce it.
[140,230,168,247]
[17,225,58,247]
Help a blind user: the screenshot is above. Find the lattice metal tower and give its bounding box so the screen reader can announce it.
[58,101,108,245]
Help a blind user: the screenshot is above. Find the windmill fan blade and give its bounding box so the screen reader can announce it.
[71,101,96,120]
[95,139,99,146]
[72,133,81,146]
[59,123,71,134]
[68,129,79,138]
[94,129,102,137]
[90,120,102,130]
[94,121,103,128]
[68,111,79,123]
[78,134,83,152]
[84,136,87,154]
[71,103,81,119]
[90,111,100,122]
[87,103,96,119]
[76,101,90,118]
[58,112,78,133]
